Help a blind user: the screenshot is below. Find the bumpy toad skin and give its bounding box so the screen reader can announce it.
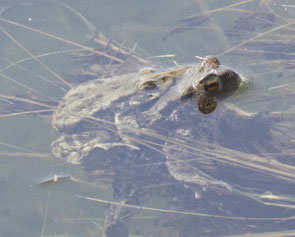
[51,56,242,164]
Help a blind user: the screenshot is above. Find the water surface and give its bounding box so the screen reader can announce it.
[0,0,295,236]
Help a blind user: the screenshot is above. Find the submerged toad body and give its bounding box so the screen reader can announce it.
[52,56,243,165]
[51,56,250,236]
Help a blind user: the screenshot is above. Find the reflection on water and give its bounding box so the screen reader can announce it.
[0,0,295,236]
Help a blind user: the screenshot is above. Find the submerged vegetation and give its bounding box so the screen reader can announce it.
[0,0,295,236]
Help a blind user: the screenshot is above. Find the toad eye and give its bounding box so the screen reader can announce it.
[204,77,219,93]
[140,81,156,90]
[146,82,156,89]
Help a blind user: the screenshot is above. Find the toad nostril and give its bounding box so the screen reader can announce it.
[227,72,234,79]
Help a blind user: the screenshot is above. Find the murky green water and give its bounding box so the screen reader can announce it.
[0,0,295,236]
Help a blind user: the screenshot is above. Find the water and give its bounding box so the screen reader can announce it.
[0,0,295,236]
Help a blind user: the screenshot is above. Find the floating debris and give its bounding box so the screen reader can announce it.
[35,174,70,186]
[148,54,176,59]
